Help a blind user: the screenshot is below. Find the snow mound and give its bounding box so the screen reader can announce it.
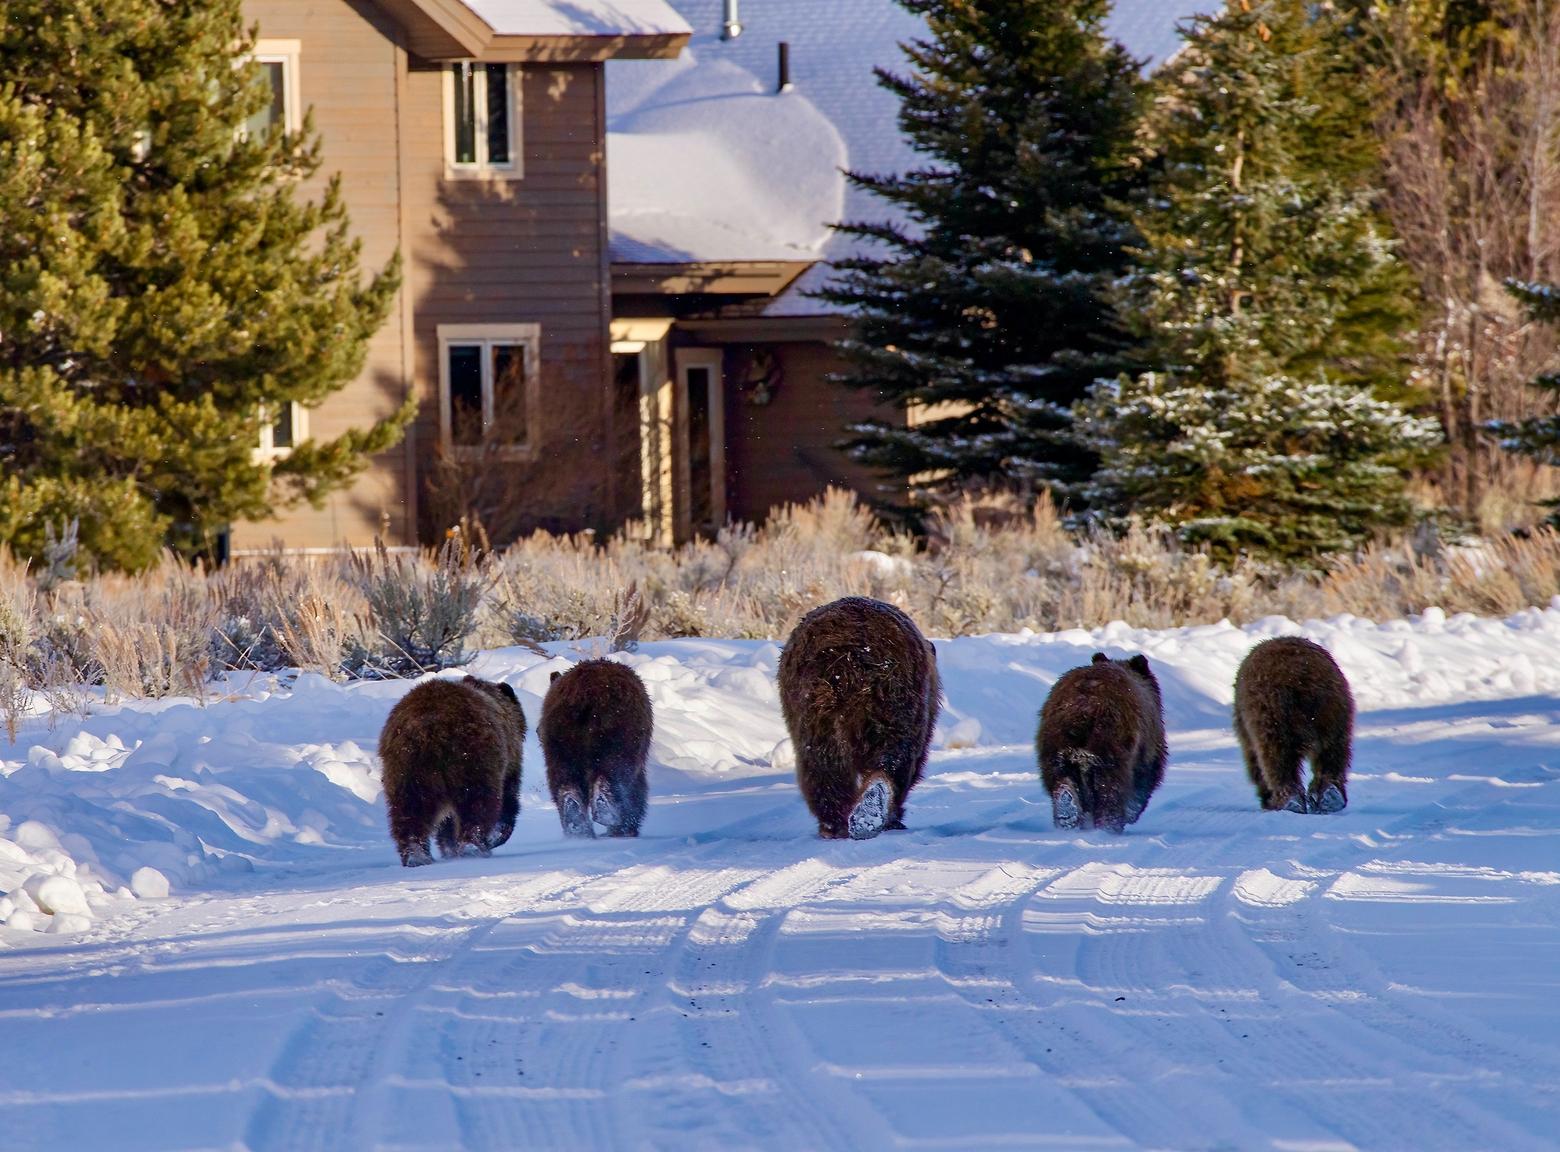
[4,607,1560,937]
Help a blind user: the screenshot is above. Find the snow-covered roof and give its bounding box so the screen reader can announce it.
[466,0,691,37]
[606,1,1218,314]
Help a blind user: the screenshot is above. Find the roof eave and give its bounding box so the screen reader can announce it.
[481,31,690,63]
[611,260,816,296]
[376,0,492,58]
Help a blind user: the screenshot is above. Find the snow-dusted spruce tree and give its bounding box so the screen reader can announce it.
[0,0,406,571]
[1075,0,1439,560]
[1492,279,1560,522]
[815,0,1145,502]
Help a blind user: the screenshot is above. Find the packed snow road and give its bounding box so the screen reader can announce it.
[3,610,1560,1150]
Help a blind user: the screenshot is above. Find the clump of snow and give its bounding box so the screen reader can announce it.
[22,874,90,917]
[130,867,170,900]
[848,550,912,578]
[940,716,983,750]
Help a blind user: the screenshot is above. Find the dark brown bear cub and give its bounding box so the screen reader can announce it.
[778,596,941,840]
[379,676,526,867]
[538,659,653,838]
[1234,636,1353,814]
[1036,653,1167,834]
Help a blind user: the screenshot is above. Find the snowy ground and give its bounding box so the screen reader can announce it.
[4,608,1560,1150]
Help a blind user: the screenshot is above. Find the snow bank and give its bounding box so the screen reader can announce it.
[3,606,1560,937]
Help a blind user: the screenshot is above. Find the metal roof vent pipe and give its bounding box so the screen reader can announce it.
[777,41,792,92]
[722,0,742,39]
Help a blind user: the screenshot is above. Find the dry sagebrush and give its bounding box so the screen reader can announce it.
[1,490,1559,705]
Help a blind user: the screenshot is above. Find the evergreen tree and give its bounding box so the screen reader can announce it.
[0,0,407,570]
[1492,279,1560,522]
[1075,0,1439,560]
[815,0,1145,501]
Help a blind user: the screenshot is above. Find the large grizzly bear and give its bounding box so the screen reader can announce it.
[1233,636,1353,813]
[1036,653,1167,834]
[778,597,941,840]
[379,676,526,867]
[538,659,653,838]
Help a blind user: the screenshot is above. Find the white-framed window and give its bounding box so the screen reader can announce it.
[246,39,302,139]
[257,402,307,460]
[676,348,726,534]
[443,63,522,179]
[438,324,541,459]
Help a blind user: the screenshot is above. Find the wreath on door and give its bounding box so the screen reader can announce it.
[735,347,783,406]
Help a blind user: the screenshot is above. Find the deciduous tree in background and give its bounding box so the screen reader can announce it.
[1364,0,1560,525]
[0,0,408,570]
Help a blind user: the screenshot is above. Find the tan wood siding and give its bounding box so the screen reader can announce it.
[234,0,415,552]
[405,59,616,542]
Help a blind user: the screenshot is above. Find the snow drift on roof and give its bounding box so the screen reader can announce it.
[466,0,691,37]
[606,0,1219,313]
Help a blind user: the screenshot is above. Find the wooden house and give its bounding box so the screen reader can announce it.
[233,0,690,553]
[238,0,1213,551]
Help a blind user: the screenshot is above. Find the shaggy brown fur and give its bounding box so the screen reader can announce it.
[1036,653,1167,834]
[538,659,653,838]
[778,596,941,840]
[379,676,526,867]
[1233,637,1353,814]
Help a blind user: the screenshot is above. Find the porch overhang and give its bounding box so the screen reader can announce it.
[611,260,816,297]
[384,0,690,61]
[673,315,852,344]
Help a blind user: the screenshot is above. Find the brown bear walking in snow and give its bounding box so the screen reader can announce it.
[379,676,526,867]
[1036,653,1167,834]
[1233,636,1353,814]
[778,596,941,840]
[538,659,653,838]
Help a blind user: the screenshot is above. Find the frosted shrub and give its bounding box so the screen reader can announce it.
[349,540,488,675]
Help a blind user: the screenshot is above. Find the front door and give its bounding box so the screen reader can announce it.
[676,348,726,540]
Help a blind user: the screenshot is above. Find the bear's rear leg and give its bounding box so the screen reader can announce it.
[591,775,644,837]
[1308,732,1350,814]
[557,788,595,838]
[488,767,521,849]
[1257,736,1307,813]
[1051,779,1081,830]
[848,773,892,840]
[435,815,460,859]
[398,839,434,867]
[590,775,622,832]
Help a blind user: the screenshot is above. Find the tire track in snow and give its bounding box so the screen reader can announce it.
[1049,764,1560,1150]
[241,920,502,1152]
[933,866,1255,1148]
[412,862,779,1151]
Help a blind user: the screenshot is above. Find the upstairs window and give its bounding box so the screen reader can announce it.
[445,63,521,178]
[438,324,540,459]
[257,402,307,460]
[246,40,301,139]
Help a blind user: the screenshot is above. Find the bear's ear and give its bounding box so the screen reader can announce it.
[498,681,519,704]
[549,670,562,683]
[1128,654,1152,677]
[1091,652,1110,665]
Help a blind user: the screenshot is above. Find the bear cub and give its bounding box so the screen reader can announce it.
[1233,636,1353,814]
[538,659,653,838]
[778,596,941,840]
[1036,653,1167,834]
[380,676,526,867]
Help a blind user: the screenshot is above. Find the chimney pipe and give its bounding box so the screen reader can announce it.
[777,41,791,92]
[722,0,742,39]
